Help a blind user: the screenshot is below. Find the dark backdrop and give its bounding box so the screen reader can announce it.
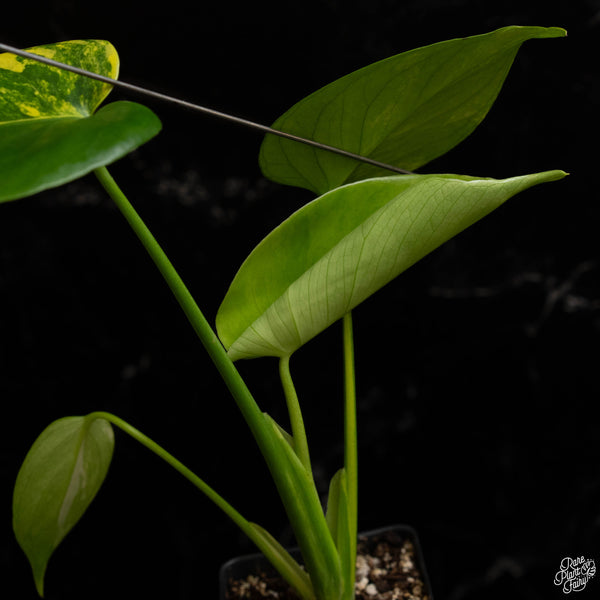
[1,1,598,599]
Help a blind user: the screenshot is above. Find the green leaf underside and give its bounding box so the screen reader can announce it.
[13,416,114,596]
[0,40,118,121]
[0,40,162,203]
[216,171,566,361]
[258,26,566,194]
[0,101,162,203]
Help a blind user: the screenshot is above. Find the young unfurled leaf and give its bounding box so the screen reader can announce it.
[325,469,353,594]
[13,416,114,597]
[259,26,566,194]
[0,40,161,203]
[216,170,566,360]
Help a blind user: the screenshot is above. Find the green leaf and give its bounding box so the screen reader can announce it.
[258,26,566,194]
[13,416,114,597]
[0,40,118,121]
[216,170,566,361]
[0,101,162,203]
[0,40,161,203]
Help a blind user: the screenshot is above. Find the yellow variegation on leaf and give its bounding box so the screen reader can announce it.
[0,39,161,203]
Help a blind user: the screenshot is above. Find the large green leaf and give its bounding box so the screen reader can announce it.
[216,170,566,361]
[0,40,161,203]
[0,101,161,203]
[258,26,566,194]
[13,416,114,597]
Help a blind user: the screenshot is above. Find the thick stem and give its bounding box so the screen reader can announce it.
[93,167,267,439]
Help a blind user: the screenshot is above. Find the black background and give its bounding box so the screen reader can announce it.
[1,1,599,599]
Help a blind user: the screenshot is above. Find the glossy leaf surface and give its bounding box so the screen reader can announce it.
[216,170,566,360]
[259,26,566,194]
[0,40,161,203]
[13,416,114,596]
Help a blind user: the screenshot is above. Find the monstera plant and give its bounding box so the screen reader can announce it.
[1,26,566,600]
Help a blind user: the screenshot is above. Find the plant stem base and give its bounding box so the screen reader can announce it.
[220,525,432,600]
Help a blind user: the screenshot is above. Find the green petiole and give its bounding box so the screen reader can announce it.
[93,166,343,600]
[94,167,277,454]
[279,355,313,475]
[83,411,250,534]
[83,411,315,600]
[342,312,358,588]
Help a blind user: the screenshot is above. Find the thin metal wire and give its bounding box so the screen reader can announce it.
[0,42,412,175]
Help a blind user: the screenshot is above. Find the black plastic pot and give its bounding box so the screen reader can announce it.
[219,524,432,599]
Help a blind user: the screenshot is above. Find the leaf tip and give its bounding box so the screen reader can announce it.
[549,169,569,180]
[34,572,46,598]
[541,26,568,40]
[13,415,114,599]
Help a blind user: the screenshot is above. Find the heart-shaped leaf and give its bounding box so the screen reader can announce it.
[0,40,161,203]
[13,416,114,597]
[216,170,566,361]
[258,26,566,194]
